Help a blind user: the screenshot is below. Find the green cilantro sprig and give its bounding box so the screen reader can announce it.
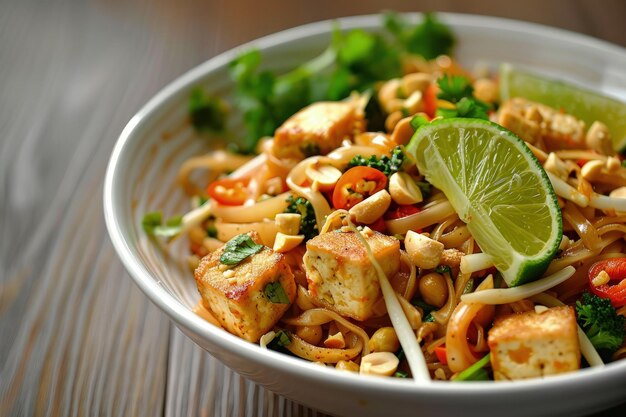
[142,212,183,238]
[188,87,228,133]
[264,282,290,304]
[384,12,455,60]
[435,74,491,120]
[219,233,264,265]
[190,13,456,153]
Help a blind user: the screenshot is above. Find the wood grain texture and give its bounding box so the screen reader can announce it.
[0,0,625,416]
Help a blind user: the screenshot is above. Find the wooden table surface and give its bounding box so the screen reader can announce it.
[1,1,625,416]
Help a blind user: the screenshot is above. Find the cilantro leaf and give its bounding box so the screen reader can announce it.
[437,74,474,103]
[142,212,184,238]
[435,75,491,120]
[188,88,228,133]
[267,330,292,351]
[219,233,264,265]
[264,282,290,304]
[384,12,455,60]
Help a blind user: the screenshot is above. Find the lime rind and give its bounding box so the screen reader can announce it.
[500,63,626,153]
[406,118,562,286]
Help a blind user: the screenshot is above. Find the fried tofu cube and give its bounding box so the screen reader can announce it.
[488,306,580,380]
[273,101,364,160]
[194,232,296,342]
[303,230,400,321]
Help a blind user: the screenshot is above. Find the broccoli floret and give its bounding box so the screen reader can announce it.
[348,145,405,176]
[284,195,318,241]
[576,292,626,353]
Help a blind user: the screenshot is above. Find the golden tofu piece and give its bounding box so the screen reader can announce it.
[488,306,580,380]
[303,230,400,321]
[273,101,364,160]
[498,107,541,144]
[498,98,585,150]
[194,232,296,342]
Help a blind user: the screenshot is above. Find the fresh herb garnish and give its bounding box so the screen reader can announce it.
[384,12,455,60]
[348,146,406,176]
[436,74,474,103]
[267,329,292,351]
[394,370,409,378]
[142,212,184,237]
[435,75,490,120]
[219,233,264,265]
[285,195,318,241]
[264,281,290,304]
[195,13,455,153]
[188,87,228,133]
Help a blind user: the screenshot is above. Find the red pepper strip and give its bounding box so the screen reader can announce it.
[588,258,626,307]
[422,84,438,119]
[434,345,448,365]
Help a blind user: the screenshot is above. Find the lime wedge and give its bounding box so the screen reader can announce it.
[499,64,626,152]
[406,118,562,286]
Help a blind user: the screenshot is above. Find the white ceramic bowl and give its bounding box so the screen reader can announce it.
[104,13,626,417]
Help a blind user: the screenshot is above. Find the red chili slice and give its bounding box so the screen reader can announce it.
[588,258,626,307]
[207,177,251,206]
[331,166,387,210]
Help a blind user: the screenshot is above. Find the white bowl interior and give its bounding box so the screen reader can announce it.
[104,13,626,417]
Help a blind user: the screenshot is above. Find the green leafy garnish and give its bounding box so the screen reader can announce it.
[204,13,455,153]
[264,281,290,304]
[454,353,491,381]
[267,330,292,351]
[435,75,490,120]
[189,87,228,133]
[348,146,406,176]
[142,212,184,237]
[394,370,409,378]
[384,12,455,60]
[219,233,264,265]
[285,195,318,241]
[436,74,473,103]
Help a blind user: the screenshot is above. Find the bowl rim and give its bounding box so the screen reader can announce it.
[103,11,626,398]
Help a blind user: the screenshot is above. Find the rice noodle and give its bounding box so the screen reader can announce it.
[386,200,456,235]
[445,276,494,373]
[210,192,292,223]
[460,266,575,304]
[282,308,370,354]
[177,150,255,195]
[286,332,364,363]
